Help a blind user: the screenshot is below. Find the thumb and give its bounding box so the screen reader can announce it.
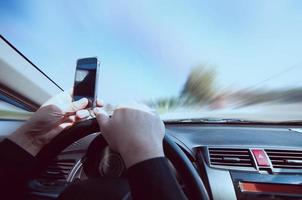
[93,107,110,132]
[66,98,89,113]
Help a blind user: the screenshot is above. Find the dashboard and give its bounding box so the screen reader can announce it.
[27,123,302,200]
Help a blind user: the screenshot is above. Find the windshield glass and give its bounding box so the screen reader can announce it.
[1,0,302,122]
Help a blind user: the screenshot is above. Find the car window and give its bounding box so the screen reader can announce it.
[1,1,302,123]
[0,91,32,121]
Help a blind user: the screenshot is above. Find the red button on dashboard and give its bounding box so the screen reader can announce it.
[251,149,270,167]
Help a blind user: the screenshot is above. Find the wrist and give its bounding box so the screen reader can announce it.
[8,126,42,156]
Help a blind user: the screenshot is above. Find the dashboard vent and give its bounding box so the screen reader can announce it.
[266,149,302,169]
[38,159,76,185]
[209,148,254,168]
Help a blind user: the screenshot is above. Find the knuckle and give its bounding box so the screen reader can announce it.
[43,104,60,112]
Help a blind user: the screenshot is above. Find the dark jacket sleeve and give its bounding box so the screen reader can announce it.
[127,157,187,200]
[0,139,37,199]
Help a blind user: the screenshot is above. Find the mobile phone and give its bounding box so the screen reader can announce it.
[72,57,99,108]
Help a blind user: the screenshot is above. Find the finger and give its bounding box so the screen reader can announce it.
[76,109,90,119]
[61,114,77,124]
[93,107,110,132]
[59,122,74,130]
[66,98,89,113]
[96,99,105,107]
[66,115,76,122]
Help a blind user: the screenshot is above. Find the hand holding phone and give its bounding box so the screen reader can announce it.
[72,57,99,108]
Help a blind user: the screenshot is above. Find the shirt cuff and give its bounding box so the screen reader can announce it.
[127,157,167,174]
[0,139,37,168]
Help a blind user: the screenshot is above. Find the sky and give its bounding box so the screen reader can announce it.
[1,0,302,105]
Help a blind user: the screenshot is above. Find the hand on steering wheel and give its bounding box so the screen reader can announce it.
[93,105,165,168]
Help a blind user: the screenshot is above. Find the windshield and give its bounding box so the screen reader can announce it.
[1,0,302,122]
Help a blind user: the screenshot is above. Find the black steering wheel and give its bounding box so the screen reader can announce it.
[36,118,209,200]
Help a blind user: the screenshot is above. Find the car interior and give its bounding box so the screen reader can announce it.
[1,35,302,200]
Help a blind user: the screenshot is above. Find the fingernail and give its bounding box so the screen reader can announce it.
[77,110,89,118]
[79,98,88,104]
[93,107,101,113]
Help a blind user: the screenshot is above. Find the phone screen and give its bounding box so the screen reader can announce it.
[73,58,98,106]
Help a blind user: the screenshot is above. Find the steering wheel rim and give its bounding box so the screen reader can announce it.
[36,118,209,200]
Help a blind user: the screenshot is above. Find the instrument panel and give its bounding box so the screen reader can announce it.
[28,124,302,200]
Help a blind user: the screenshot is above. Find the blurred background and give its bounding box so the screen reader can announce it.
[1,0,302,121]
